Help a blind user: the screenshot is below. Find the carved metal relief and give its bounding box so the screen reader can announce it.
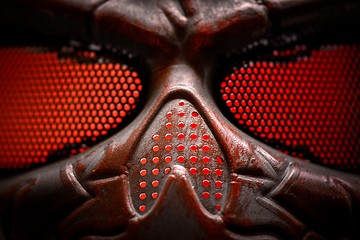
[0,0,360,239]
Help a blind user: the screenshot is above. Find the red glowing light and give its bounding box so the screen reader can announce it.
[220,44,360,171]
[202,168,210,175]
[165,133,172,140]
[190,156,198,163]
[190,133,197,140]
[165,145,172,151]
[215,169,223,176]
[216,157,223,164]
[139,205,146,212]
[140,181,147,188]
[215,193,223,200]
[152,180,159,187]
[202,156,210,163]
[202,192,210,199]
[139,193,147,200]
[140,169,147,176]
[152,168,160,175]
[192,112,199,117]
[165,156,172,162]
[152,192,158,199]
[190,145,197,151]
[177,133,185,139]
[215,204,221,211]
[0,46,143,169]
[177,156,185,162]
[202,134,210,140]
[152,145,160,152]
[152,157,159,164]
[215,181,223,188]
[189,167,197,174]
[202,180,210,187]
[202,145,210,151]
[178,122,185,128]
[177,144,185,151]
[140,158,147,165]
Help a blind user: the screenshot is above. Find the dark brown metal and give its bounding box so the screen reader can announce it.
[0,0,107,41]
[1,0,360,239]
[263,0,360,29]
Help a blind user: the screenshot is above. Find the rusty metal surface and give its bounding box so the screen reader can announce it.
[0,0,360,239]
[0,0,107,41]
[263,0,360,29]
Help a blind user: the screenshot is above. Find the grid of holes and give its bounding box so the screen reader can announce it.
[133,100,226,214]
[0,46,143,169]
[220,44,360,171]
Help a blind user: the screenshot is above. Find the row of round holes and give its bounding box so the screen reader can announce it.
[140,156,223,164]
[138,100,224,212]
[139,168,223,177]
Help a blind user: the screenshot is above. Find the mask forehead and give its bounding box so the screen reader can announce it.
[92,0,268,55]
[2,0,359,55]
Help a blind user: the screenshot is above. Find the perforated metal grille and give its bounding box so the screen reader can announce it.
[220,44,360,172]
[0,46,143,169]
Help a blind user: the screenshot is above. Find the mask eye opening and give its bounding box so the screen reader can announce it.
[0,36,150,171]
[213,28,360,174]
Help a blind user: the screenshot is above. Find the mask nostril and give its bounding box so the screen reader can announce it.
[129,100,229,215]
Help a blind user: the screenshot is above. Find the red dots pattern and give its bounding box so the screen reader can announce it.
[139,193,146,200]
[140,181,146,188]
[140,170,147,176]
[202,180,210,187]
[152,192,158,199]
[202,192,210,199]
[130,99,228,214]
[152,157,159,164]
[165,156,172,162]
[220,44,360,172]
[189,167,198,175]
[139,205,146,212]
[140,158,147,165]
[152,180,159,187]
[0,46,143,169]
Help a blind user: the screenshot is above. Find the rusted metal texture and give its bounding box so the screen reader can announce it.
[0,0,359,239]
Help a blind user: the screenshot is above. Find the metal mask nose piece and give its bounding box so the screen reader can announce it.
[129,99,229,215]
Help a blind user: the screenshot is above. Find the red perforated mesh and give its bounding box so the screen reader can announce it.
[0,46,143,169]
[220,44,360,172]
